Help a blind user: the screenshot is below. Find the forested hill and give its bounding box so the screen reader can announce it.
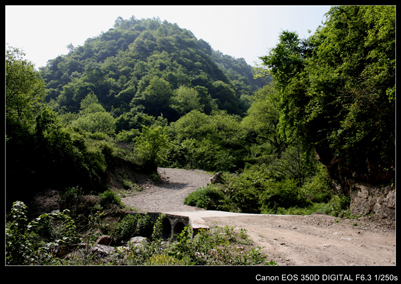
[7,6,394,222]
[39,16,264,121]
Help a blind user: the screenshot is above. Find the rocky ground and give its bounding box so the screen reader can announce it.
[204,214,395,266]
[27,167,395,266]
[121,167,396,266]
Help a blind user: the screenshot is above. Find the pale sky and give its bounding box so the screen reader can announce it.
[6,5,331,69]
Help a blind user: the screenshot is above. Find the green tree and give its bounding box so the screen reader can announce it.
[39,16,259,120]
[6,46,48,206]
[170,85,204,116]
[71,112,116,136]
[70,92,116,135]
[6,46,46,133]
[211,80,239,115]
[166,110,246,171]
[241,82,286,160]
[79,91,104,112]
[260,6,395,191]
[134,125,169,171]
[133,76,174,119]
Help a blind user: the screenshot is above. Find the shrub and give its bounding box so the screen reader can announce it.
[166,225,276,265]
[112,214,154,240]
[28,209,80,245]
[6,201,80,265]
[112,215,139,240]
[58,186,84,208]
[184,185,228,210]
[260,179,311,214]
[136,214,154,237]
[122,179,134,189]
[224,168,269,213]
[270,194,351,216]
[146,253,189,265]
[99,189,122,208]
[300,164,333,203]
[319,195,351,217]
[6,201,35,265]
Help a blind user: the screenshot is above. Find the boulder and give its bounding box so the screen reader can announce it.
[96,235,114,246]
[57,243,87,258]
[209,172,223,184]
[128,236,148,245]
[56,245,72,258]
[92,244,115,256]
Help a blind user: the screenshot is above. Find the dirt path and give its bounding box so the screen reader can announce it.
[121,167,211,212]
[203,214,395,266]
[120,167,396,266]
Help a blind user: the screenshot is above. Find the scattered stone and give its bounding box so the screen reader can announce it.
[340,237,353,241]
[280,242,286,245]
[323,244,331,248]
[57,243,88,258]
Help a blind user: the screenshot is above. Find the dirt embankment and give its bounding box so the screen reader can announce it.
[121,167,395,266]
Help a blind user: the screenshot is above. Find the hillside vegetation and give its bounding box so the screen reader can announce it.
[6,6,395,265]
[40,16,263,119]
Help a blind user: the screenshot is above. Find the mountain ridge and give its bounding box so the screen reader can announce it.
[40,16,265,122]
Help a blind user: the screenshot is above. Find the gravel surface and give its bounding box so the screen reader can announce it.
[121,167,211,212]
[203,214,395,266]
[120,167,395,266]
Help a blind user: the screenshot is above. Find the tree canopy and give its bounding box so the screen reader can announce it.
[7,8,395,219]
[6,46,46,134]
[39,17,262,121]
[260,6,395,188]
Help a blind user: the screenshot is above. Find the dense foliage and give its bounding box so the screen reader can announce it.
[6,47,111,210]
[184,6,394,215]
[6,7,395,265]
[40,16,263,120]
[260,6,395,188]
[185,163,349,216]
[6,201,275,265]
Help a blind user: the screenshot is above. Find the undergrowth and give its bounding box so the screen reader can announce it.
[6,201,276,266]
[185,163,350,217]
